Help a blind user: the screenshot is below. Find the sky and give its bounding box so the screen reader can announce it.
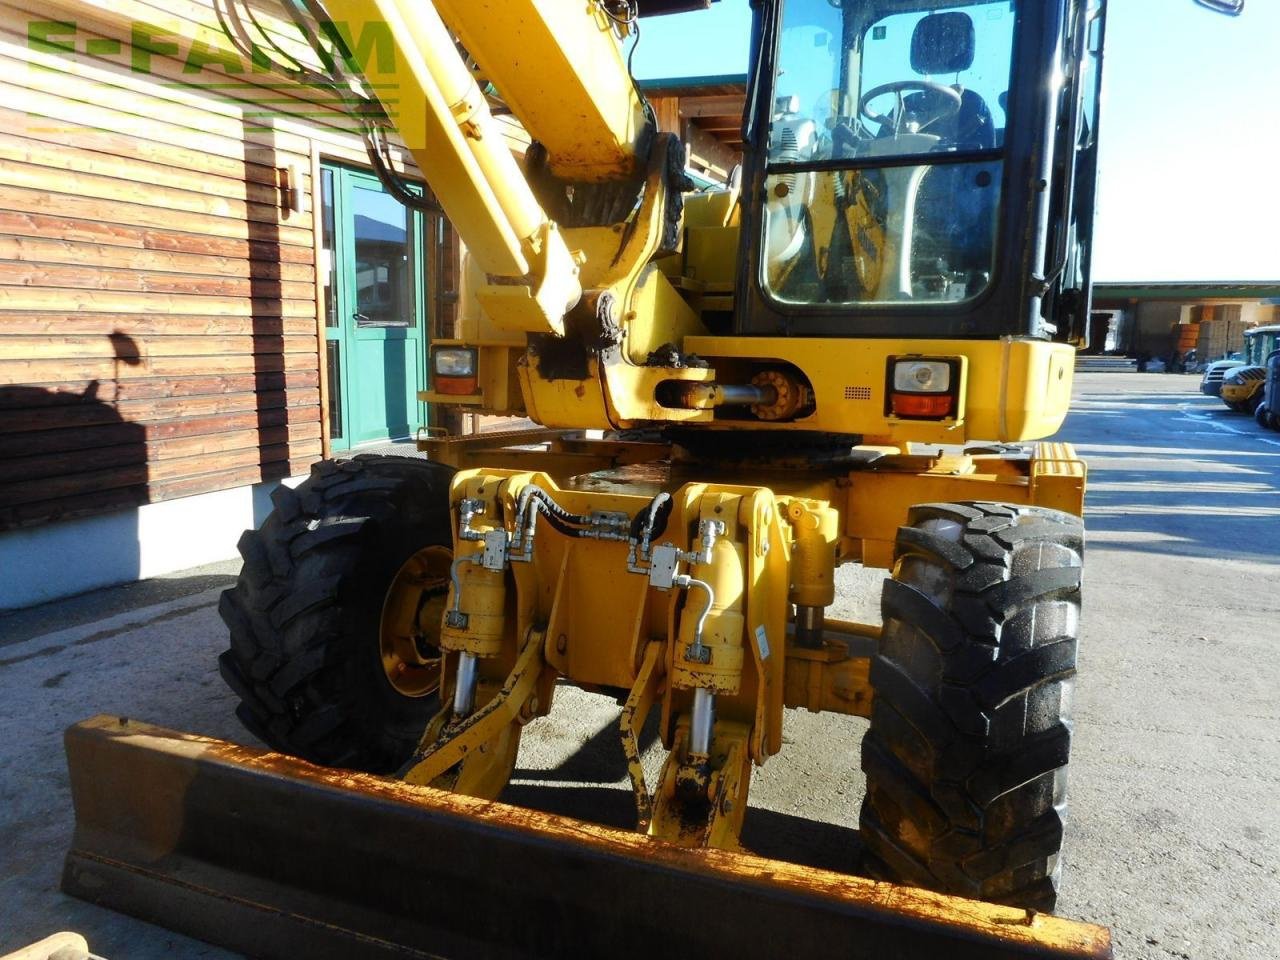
[628,1,1280,283]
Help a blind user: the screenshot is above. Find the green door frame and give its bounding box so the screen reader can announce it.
[321,163,428,452]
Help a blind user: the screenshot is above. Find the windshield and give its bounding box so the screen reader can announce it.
[762,0,1018,309]
[1247,331,1280,365]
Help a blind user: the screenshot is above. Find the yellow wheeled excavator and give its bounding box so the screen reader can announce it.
[60,0,1243,957]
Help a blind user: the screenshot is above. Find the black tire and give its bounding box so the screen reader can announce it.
[219,454,455,773]
[860,501,1083,912]
[1255,404,1271,429]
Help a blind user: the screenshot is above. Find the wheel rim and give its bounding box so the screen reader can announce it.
[379,545,451,697]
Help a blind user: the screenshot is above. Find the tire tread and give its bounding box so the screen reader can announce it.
[219,456,454,772]
[861,500,1083,910]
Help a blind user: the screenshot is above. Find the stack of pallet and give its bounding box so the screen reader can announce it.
[1195,305,1254,361]
[1173,321,1200,356]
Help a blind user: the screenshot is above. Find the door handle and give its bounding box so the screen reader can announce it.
[353,312,371,323]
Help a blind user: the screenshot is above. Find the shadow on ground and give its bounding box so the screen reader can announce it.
[505,704,866,875]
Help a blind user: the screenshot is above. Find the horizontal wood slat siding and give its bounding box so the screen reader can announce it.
[0,0,360,530]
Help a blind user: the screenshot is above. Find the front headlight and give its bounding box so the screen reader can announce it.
[433,347,477,378]
[892,360,952,393]
[888,357,960,419]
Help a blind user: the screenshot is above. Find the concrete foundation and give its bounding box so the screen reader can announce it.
[0,476,305,612]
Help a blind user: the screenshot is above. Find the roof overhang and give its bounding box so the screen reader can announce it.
[640,74,748,159]
[638,0,716,15]
[1093,282,1280,303]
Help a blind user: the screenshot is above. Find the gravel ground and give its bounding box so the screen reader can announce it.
[1,371,1277,959]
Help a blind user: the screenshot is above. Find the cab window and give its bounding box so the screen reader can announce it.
[763,1,1018,308]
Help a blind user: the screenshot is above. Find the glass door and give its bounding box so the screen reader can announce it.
[320,164,428,451]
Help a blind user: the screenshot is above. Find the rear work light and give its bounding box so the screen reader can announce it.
[432,347,478,395]
[888,358,958,420]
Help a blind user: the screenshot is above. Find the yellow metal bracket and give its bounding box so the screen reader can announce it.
[651,722,752,850]
[620,640,665,830]
[400,627,545,787]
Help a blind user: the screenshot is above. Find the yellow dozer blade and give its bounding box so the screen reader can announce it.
[62,716,1112,960]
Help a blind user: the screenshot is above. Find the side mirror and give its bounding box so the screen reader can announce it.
[1195,0,1244,14]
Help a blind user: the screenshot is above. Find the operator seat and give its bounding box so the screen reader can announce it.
[892,12,1000,291]
[902,11,995,151]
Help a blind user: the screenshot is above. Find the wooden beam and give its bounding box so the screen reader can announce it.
[0,263,315,301]
[0,134,309,211]
[0,456,317,530]
[0,421,323,482]
[696,118,745,133]
[0,158,310,229]
[0,315,318,338]
[0,236,314,284]
[680,95,748,119]
[311,142,332,457]
[0,335,318,362]
[0,287,316,318]
[0,353,317,385]
[650,96,681,136]
[0,388,321,435]
[684,122,740,180]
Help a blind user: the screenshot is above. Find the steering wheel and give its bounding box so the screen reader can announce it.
[858,80,962,135]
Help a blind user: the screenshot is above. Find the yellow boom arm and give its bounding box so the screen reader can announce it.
[323,0,621,336]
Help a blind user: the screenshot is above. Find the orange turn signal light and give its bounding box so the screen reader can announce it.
[890,393,954,418]
[434,375,478,396]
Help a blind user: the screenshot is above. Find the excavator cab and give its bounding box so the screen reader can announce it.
[744,0,1104,344]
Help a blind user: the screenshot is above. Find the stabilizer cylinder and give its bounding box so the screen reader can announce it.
[671,534,747,697]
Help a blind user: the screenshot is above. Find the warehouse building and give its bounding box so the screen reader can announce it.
[1090,282,1280,361]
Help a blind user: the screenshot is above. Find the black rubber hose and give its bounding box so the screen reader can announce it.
[536,502,594,539]
[646,494,673,544]
[629,492,673,549]
[528,488,593,528]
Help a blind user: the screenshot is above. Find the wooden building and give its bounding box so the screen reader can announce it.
[0,0,467,608]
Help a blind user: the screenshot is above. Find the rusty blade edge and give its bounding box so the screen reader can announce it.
[62,715,1113,960]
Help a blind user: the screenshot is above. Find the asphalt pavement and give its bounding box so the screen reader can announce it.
[1,371,1277,959]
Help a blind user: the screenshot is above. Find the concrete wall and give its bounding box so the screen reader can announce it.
[1240,302,1278,327]
[1131,302,1190,358]
[0,475,304,612]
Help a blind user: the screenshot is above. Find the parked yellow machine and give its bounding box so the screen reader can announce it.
[1220,325,1280,413]
[58,0,1244,957]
